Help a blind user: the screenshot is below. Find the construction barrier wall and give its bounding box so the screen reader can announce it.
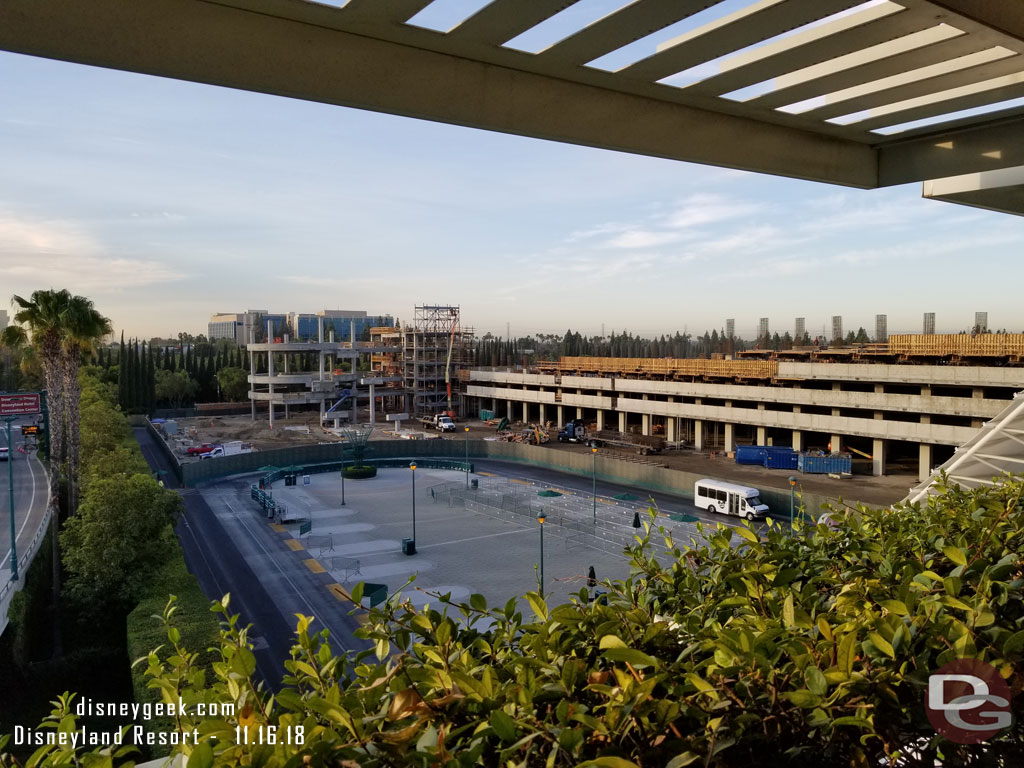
[142,418,183,484]
[889,334,1024,357]
[540,356,778,379]
[182,439,848,520]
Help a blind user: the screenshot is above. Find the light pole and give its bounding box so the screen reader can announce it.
[537,509,545,597]
[5,418,17,581]
[340,457,346,506]
[789,476,797,526]
[591,446,598,524]
[464,426,470,488]
[410,461,417,544]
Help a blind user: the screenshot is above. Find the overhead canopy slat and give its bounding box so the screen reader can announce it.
[341,0,435,26]
[448,0,578,46]
[537,0,721,66]
[801,53,1024,122]
[742,31,993,111]
[619,0,866,82]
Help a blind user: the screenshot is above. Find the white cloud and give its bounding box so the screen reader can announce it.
[0,211,185,291]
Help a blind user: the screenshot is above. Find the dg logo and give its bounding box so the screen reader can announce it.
[926,659,1013,745]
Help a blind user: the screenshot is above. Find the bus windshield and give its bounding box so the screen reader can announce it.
[746,496,763,507]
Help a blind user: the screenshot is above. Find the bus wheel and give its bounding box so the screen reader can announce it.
[707,506,716,515]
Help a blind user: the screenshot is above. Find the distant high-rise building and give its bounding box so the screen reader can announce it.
[758,317,769,341]
[0,309,7,330]
[923,312,936,335]
[725,319,735,339]
[875,314,888,342]
[975,311,988,333]
[795,317,805,341]
[832,315,843,342]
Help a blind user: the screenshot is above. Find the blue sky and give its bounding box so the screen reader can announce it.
[1,44,1021,340]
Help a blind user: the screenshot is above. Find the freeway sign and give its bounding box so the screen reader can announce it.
[0,392,41,416]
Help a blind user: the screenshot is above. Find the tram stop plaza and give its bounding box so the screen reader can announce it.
[257,467,667,615]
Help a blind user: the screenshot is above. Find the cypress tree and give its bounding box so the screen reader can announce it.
[147,341,156,409]
[117,332,127,409]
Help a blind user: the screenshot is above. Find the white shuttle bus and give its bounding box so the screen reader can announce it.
[694,479,770,519]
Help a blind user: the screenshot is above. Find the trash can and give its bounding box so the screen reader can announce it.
[471,478,479,490]
[402,538,416,556]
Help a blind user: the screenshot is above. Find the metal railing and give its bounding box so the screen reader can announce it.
[0,503,54,637]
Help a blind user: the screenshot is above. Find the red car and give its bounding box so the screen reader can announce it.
[186,443,217,456]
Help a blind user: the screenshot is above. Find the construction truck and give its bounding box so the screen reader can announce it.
[558,419,664,455]
[200,440,255,459]
[420,414,457,432]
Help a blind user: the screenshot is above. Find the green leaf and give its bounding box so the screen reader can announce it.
[490,710,518,742]
[187,741,213,768]
[943,546,967,566]
[1003,629,1024,655]
[578,758,641,768]
[783,594,796,629]
[805,666,827,696]
[526,592,548,621]
[838,632,857,675]
[599,634,627,650]
[831,716,873,730]
[603,648,660,669]
[783,690,821,708]
[665,753,702,768]
[734,527,758,543]
[879,600,908,616]
[350,581,365,604]
[868,632,895,659]
[470,593,487,612]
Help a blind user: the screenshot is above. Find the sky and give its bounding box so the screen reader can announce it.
[1,6,1022,341]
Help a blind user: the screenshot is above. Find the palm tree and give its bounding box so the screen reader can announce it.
[1,289,110,656]
[61,296,113,513]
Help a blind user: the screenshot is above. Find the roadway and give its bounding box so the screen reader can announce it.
[0,415,49,589]
[133,427,369,689]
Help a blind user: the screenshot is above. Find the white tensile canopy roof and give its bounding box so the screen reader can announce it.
[907,392,1024,504]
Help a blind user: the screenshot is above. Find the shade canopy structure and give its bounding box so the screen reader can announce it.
[906,392,1024,505]
[613,492,640,502]
[537,489,563,498]
[4,0,1024,215]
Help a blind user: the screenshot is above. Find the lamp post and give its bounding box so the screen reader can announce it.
[410,461,417,544]
[5,418,17,581]
[788,475,797,526]
[537,509,545,597]
[591,446,598,524]
[340,458,346,506]
[464,426,470,489]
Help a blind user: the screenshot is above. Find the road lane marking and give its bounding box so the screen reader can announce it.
[270,523,285,532]
[284,539,303,551]
[477,471,497,477]
[416,527,533,550]
[303,558,326,574]
[328,583,351,602]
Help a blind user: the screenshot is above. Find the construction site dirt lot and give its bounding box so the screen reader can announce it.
[173,413,915,507]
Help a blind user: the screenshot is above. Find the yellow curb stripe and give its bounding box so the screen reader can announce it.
[284,538,304,551]
[477,471,497,477]
[597,498,616,505]
[270,523,285,532]
[510,478,531,485]
[303,558,326,574]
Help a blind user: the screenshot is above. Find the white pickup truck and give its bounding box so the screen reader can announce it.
[200,440,255,459]
[420,414,457,432]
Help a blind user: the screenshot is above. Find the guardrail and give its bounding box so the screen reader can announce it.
[0,503,53,637]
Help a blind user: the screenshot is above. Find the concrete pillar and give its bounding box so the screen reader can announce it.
[557,405,564,428]
[872,439,886,476]
[283,335,290,373]
[285,403,290,419]
[267,324,275,427]
[756,426,766,445]
[522,402,529,424]
[830,434,841,454]
[576,407,583,419]
[921,385,931,397]
[667,417,676,442]
[642,414,651,435]
[369,383,376,425]
[973,387,984,399]
[875,384,884,394]
[792,430,802,451]
[618,412,626,432]
[724,423,734,452]
[249,347,256,421]
[596,410,605,431]
[507,400,514,420]
[694,420,704,451]
[919,443,933,482]
[539,403,546,425]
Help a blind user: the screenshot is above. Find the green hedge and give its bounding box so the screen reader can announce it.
[125,549,221,755]
[343,465,378,479]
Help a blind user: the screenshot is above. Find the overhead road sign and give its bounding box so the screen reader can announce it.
[0,393,41,416]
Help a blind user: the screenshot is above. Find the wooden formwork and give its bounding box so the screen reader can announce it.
[538,356,778,379]
[889,334,1024,357]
